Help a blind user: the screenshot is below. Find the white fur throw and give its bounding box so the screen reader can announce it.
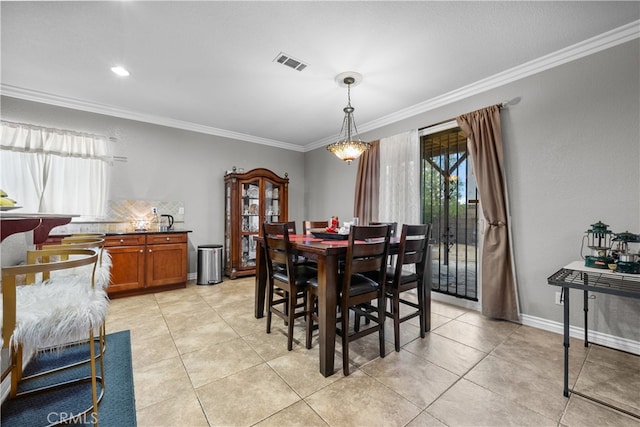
[10,275,109,353]
[49,249,112,290]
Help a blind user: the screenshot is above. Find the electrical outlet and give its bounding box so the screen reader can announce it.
[151,207,158,215]
[178,207,184,215]
[555,291,563,305]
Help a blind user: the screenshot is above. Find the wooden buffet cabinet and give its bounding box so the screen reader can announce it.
[224,167,288,279]
[105,232,188,297]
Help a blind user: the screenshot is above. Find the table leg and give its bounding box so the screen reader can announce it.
[254,240,267,318]
[563,286,570,397]
[317,254,337,377]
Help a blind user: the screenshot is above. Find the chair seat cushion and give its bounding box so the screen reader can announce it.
[309,273,379,296]
[273,265,317,286]
[386,266,418,287]
[8,275,109,352]
[348,273,380,297]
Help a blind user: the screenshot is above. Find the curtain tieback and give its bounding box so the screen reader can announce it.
[488,221,506,227]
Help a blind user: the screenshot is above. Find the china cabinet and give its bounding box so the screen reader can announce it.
[224,167,288,279]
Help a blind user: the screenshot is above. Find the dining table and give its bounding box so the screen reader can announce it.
[254,233,432,377]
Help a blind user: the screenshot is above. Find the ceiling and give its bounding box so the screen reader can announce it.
[2,2,639,151]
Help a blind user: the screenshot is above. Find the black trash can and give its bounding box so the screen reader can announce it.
[197,244,223,285]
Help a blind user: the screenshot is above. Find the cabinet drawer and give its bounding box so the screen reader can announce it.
[146,233,187,245]
[105,235,146,246]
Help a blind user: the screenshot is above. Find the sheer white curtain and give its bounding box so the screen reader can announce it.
[0,121,113,216]
[378,129,420,228]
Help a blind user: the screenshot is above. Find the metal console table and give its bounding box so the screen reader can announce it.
[547,261,640,414]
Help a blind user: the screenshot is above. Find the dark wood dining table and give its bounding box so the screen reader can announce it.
[254,233,431,377]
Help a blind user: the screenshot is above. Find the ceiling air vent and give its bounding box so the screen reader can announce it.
[274,52,308,71]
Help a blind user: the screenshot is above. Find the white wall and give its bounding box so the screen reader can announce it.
[0,98,306,272]
[305,39,640,341]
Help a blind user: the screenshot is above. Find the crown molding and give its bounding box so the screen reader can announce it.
[305,19,640,152]
[2,20,637,154]
[0,85,305,152]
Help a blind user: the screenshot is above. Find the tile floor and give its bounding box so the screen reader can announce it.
[105,278,640,427]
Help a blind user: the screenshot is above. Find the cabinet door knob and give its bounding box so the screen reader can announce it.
[120,239,124,243]
[139,249,143,253]
[148,249,152,253]
[166,237,170,241]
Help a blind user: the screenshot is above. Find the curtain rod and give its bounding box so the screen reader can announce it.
[1,119,120,142]
[418,100,512,132]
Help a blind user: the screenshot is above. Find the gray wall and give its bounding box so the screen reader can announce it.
[306,39,640,341]
[0,98,306,272]
[2,39,638,343]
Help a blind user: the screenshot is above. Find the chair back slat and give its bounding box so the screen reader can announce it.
[394,224,431,280]
[344,225,390,285]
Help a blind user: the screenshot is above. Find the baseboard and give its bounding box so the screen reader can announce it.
[521,313,640,355]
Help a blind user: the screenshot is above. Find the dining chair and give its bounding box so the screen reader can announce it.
[1,247,108,424]
[385,223,431,351]
[306,224,390,375]
[302,220,329,235]
[369,221,397,237]
[263,222,317,350]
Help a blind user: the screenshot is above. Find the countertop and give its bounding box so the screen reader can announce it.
[50,229,192,237]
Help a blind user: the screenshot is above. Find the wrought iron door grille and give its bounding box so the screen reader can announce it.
[421,128,478,301]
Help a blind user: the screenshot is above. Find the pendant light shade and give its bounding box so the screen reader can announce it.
[327,74,370,164]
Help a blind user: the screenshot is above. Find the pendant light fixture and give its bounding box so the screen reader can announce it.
[327,72,370,164]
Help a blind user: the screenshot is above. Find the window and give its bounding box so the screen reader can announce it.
[0,121,112,217]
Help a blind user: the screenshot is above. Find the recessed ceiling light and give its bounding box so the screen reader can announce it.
[111,66,130,77]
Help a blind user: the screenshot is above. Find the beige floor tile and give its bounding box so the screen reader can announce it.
[268,346,344,397]
[405,411,447,427]
[156,298,214,317]
[108,293,158,313]
[490,325,588,385]
[162,307,225,333]
[130,329,180,368]
[107,313,170,342]
[427,312,455,330]
[243,329,299,362]
[561,394,640,427]
[464,354,567,421]
[433,318,511,353]
[360,350,459,409]
[221,306,271,337]
[586,344,640,372]
[403,332,487,376]
[133,356,194,409]
[197,363,301,426]
[574,357,640,416]
[305,370,421,426]
[456,310,521,335]
[171,319,240,354]
[427,378,556,426]
[254,400,329,426]
[136,390,209,427]
[117,279,638,427]
[430,300,469,319]
[181,337,263,388]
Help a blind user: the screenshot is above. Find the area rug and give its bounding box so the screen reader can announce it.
[1,330,136,426]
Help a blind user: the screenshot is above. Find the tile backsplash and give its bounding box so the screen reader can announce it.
[53,199,185,234]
